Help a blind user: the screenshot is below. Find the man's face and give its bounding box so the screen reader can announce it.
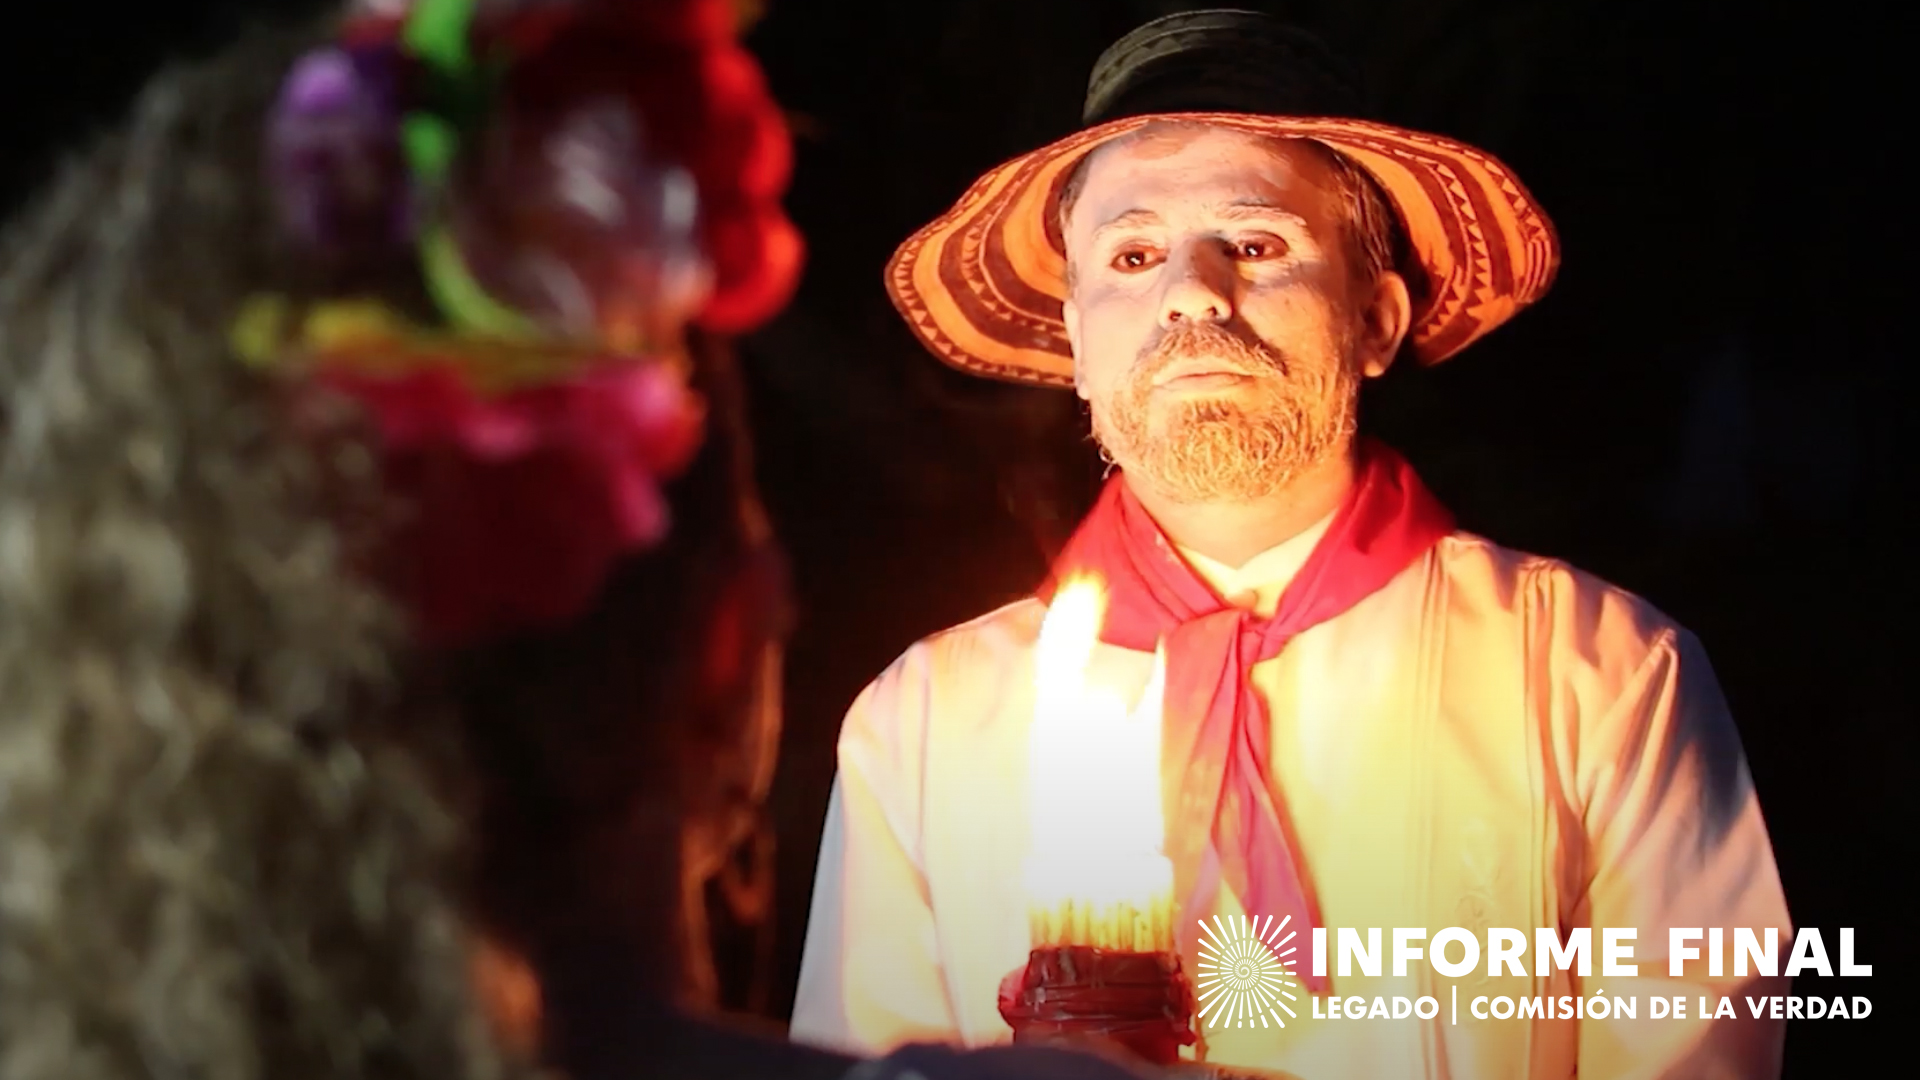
[1061,127,1398,504]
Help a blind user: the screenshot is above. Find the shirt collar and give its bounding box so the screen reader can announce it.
[1173,510,1337,619]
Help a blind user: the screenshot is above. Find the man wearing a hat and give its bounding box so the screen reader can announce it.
[791,11,1790,1077]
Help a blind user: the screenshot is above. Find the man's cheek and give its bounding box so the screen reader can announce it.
[1075,343,1130,396]
[1081,279,1158,326]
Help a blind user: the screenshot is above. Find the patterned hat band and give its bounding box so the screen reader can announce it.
[883,10,1561,388]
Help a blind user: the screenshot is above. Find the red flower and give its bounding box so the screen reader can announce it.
[318,359,705,648]
[302,1,798,647]
[497,0,804,335]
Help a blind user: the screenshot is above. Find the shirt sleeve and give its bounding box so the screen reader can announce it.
[1571,626,1792,1079]
[790,647,962,1053]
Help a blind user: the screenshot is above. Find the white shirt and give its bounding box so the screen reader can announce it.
[789,529,1790,1079]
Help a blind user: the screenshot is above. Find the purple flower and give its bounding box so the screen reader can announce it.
[268,45,412,252]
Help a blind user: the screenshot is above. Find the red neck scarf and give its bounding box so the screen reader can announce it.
[1040,439,1453,993]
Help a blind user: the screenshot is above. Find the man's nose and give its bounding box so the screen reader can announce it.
[1157,240,1235,328]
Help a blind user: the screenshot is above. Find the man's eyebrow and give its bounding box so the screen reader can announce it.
[1213,200,1310,226]
[1090,208,1162,238]
[1090,202,1310,239]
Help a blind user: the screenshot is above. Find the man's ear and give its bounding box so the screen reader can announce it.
[1358,271,1413,379]
[1063,295,1089,400]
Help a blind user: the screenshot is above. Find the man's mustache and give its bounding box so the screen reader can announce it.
[1135,322,1284,379]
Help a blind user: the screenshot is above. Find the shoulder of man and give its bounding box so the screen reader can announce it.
[863,595,1048,696]
[832,596,1045,755]
[1432,530,1703,685]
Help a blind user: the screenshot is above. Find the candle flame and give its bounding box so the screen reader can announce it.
[1024,574,1173,951]
[1033,574,1119,712]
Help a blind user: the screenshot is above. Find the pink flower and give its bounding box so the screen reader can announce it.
[317,359,705,648]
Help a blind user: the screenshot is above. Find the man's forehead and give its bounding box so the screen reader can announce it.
[1070,127,1333,229]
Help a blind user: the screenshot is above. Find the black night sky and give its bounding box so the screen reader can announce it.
[4,1,1905,1074]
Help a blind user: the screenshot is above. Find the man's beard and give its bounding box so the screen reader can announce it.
[1090,322,1360,504]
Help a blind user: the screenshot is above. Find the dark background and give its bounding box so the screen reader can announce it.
[5,1,1906,1075]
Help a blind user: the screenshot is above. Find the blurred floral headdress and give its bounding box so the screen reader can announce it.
[235,0,801,648]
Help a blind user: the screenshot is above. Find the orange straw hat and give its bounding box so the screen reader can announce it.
[885,9,1561,388]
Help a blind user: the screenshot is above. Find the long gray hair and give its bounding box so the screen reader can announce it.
[0,8,792,1075]
[0,23,521,1080]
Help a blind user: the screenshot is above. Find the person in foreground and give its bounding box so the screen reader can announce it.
[0,2,1164,1078]
[792,10,1792,1078]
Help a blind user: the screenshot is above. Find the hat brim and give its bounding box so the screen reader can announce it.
[885,112,1560,387]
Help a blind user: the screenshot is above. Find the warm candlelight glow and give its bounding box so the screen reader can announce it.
[1024,574,1174,953]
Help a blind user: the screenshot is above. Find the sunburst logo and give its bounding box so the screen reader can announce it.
[1194,914,1302,1030]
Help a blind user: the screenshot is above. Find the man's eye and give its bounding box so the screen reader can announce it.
[1234,237,1286,260]
[1110,248,1159,272]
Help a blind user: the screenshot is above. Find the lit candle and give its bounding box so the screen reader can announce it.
[1022,574,1175,954]
[1001,575,1195,1066]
